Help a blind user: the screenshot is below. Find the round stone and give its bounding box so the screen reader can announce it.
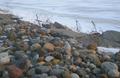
[108,70,120,78]
[101,62,118,73]
[71,73,80,78]
[6,65,23,78]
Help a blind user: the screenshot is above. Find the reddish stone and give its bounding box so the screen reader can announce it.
[7,65,23,78]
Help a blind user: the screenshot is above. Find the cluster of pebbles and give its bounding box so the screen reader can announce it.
[0,13,120,78]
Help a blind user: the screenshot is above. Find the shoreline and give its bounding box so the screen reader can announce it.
[0,9,120,48]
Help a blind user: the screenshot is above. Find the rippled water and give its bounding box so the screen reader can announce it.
[0,0,120,32]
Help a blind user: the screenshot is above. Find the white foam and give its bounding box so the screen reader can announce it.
[98,47,120,54]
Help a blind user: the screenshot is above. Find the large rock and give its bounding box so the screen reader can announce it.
[100,31,120,47]
[101,62,120,78]
[101,62,118,73]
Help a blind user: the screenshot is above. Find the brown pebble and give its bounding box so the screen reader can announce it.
[43,42,55,52]
[87,43,97,51]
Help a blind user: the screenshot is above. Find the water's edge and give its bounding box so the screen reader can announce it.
[0,0,120,33]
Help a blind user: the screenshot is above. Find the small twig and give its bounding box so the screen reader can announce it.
[35,14,42,27]
[75,20,81,32]
[91,20,97,32]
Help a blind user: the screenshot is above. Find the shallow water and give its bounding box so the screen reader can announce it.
[0,0,120,32]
